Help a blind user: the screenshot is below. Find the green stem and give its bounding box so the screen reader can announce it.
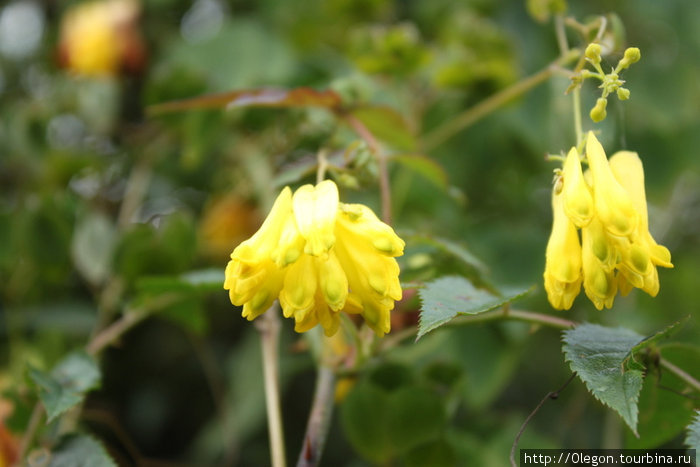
[422,51,579,152]
[256,310,287,467]
[555,14,569,55]
[296,366,336,467]
[17,403,43,460]
[343,114,392,224]
[316,149,329,185]
[573,87,583,147]
[117,156,154,230]
[660,357,700,393]
[86,293,181,356]
[384,308,700,395]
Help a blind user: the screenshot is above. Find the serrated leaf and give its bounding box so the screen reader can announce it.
[563,324,645,435]
[391,154,449,190]
[622,316,690,370]
[29,352,101,422]
[49,434,116,467]
[71,212,117,286]
[686,411,700,452]
[417,276,531,340]
[29,368,83,423]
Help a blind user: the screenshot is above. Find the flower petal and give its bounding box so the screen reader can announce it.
[293,180,339,257]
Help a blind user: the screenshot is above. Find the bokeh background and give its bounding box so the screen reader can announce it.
[1,0,698,465]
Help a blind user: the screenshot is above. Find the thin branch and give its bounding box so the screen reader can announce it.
[509,373,577,467]
[316,149,329,185]
[117,156,154,230]
[342,114,392,224]
[86,311,148,356]
[660,357,700,393]
[17,403,43,460]
[296,366,336,467]
[554,14,569,56]
[256,309,287,467]
[421,50,579,152]
[381,307,575,351]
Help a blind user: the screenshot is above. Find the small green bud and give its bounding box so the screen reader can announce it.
[590,98,607,123]
[624,47,641,64]
[585,43,602,65]
[618,47,641,69]
[616,87,630,100]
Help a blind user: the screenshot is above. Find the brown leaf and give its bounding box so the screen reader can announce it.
[147,87,343,116]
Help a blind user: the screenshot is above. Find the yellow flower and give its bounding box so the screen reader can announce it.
[586,133,638,237]
[59,0,145,76]
[543,188,582,310]
[224,180,404,337]
[544,132,672,310]
[609,150,673,296]
[562,146,593,228]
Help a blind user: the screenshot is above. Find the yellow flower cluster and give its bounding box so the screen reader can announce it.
[224,180,404,337]
[544,132,672,310]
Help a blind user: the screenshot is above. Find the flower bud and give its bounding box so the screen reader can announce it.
[585,43,602,65]
[616,87,630,100]
[618,47,641,69]
[589,98,607,123]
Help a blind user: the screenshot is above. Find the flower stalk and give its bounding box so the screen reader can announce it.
[297,365,336,467]
[257,310,287,467]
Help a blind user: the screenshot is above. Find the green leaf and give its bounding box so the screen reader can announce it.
[686,411,700,452]
[49,434,116,467]
[71,212,118,285]
[417,276,531,340]
[180,268,225,290]
[350,105,417,151]
[272,156,318,188]
[29,352,101,422]
[391,154,449,190]
[402,233,489,277]
[622,316,689,370]
[341,381,391,463]
[340,381,446,464]
[402,439,456,467]
[562,324,645,434]
[388,386,445,451]
[625,370,695,449]
[628,317,687,359]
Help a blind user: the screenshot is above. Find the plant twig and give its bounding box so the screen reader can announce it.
[342,114,392,224]
[422,50,579,152]
[297,366,336,467]
[17,403,43,461]
[86,293,181,356]
[117,156,154,230]
[381,307,575,351]
[256,309,287,467]
[509,373,577,467]
[555,14,569,56]
[660,357,700,393]
[316,149,329,185]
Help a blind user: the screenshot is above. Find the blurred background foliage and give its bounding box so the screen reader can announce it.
[0,0,698,465]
